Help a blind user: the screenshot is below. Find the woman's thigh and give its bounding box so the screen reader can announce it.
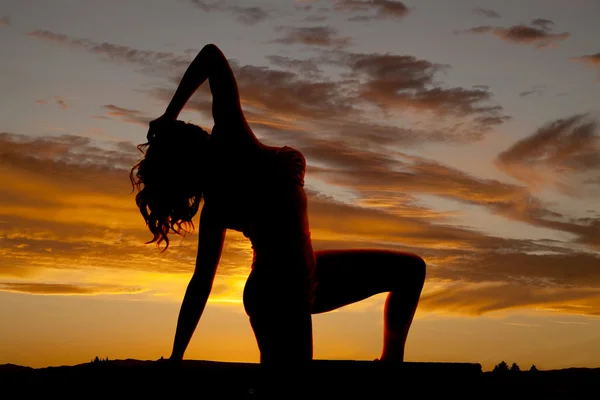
[243,245,316,319]
[311,249,426,314]
[243,258,314,362]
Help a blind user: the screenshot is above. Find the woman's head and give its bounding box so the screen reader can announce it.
[130,120,210,251]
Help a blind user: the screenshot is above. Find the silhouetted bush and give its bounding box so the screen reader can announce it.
[91,356,109,363]
[510,363,521,373]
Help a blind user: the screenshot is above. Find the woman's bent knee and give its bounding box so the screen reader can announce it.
[413,255,426,283]
[389,253,426,288]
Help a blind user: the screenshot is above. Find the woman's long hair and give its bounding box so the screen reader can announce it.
[130,120,210,251]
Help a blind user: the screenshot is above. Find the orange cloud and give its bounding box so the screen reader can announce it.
[1,131,600,315]
[35,96,69,110]
[571,53,600,81]
[14,30,600,317]
[572,53,600,66]
[0,282,147,295]
[420,281,600,316]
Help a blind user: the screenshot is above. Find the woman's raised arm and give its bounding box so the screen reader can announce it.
[163,44,245,125]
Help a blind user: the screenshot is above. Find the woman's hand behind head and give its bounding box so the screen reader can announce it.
[147,114,176,142]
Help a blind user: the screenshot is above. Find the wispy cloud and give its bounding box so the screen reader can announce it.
[35,96,69,110]
[531,18,554,31]
[27,30,192,74]
[28,29,509,144]
[571,53,600,81]
[18,29,600,315]
[333,0,411,21]
[93,104,152,126]
[188,1,273,25]
[272,26,352,48]
[455,19,570,48]
[473,8,501,18]
[0,282,147,295]
[266,55,323,78]
[519,85,545,97]
[495,114,600,196]
[572,53,600,66]
[325,50,509,134]
[420,282,600,316]
[552,320,589,325]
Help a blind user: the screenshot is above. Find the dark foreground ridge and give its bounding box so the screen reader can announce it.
[1,360,598,398]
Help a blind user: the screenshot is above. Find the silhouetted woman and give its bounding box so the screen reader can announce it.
[131,44,426,366]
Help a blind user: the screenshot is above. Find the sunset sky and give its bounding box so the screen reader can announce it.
[1,0,600,371]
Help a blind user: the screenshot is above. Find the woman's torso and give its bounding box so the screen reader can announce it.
[203,134,311,253]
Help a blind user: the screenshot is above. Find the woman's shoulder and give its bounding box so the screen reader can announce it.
[277,145,305,163]
[275,146,306,186]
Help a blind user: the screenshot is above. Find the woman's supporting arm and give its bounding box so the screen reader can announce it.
[163,44,245,125]
[169,206,226,361]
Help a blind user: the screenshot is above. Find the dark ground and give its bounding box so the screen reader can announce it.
[1,359,598,398]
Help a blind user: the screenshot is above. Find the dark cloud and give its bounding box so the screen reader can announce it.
[295,4,313,12]
[0,282,146,295]
[329,51,509,132]
[0,131,139,171]
[29,29,508,144]
[334,0,411,21]
[272,26,352,48]
[495,114,600,196]
[95,104,153,126]
[188,1,272,25]
[188,0,221,12]
[519,85,545,97]
[305,14,328,22]
[55,96,68,110]
[27,30,191,73]
[473,8,501,18]
[222,62,357,119]
[294,132,600,250]
[266,55,323,78]
[531,18,554,31]
[229,5,271,25]
[456,22,570,48]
